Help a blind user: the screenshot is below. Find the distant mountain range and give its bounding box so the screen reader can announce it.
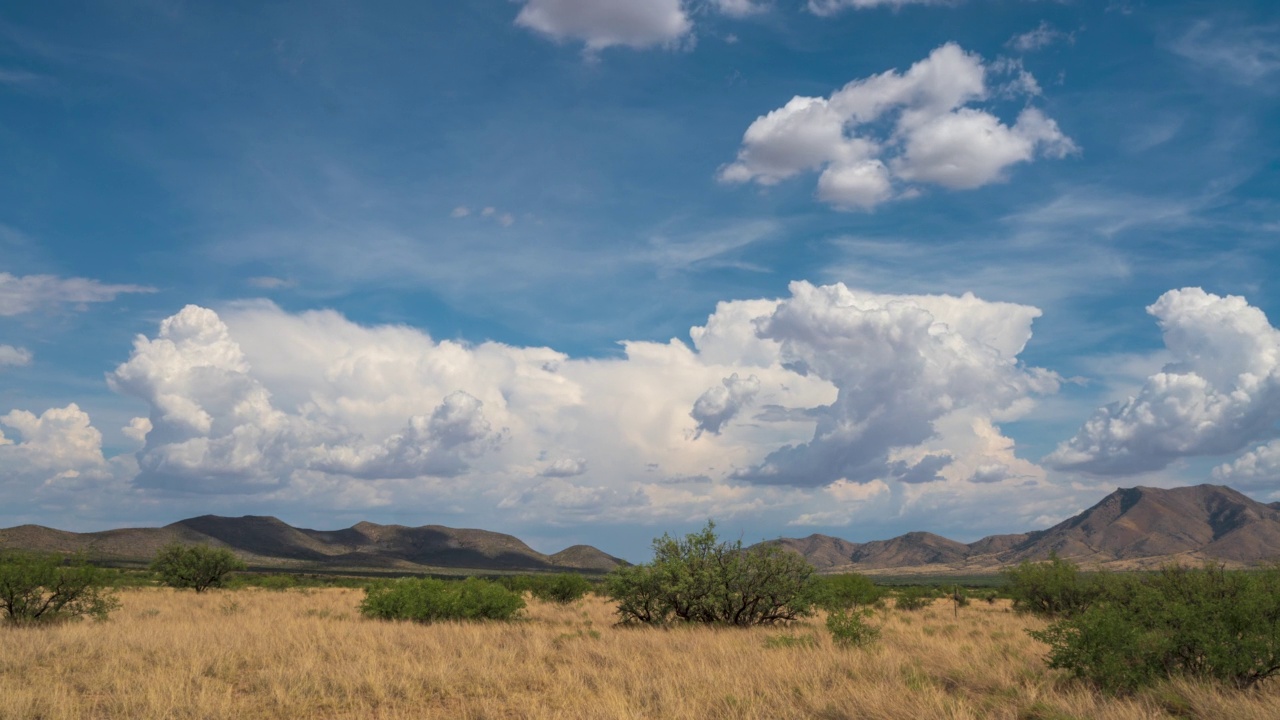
[3,484,1278,576]
[0,515,624,574]
[763,484,1280,574]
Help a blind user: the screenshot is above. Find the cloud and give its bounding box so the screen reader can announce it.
[514,0,693,51]
[6,282,1063,531]
[540,457,588,477]
[1047,288,1280,475]
[106,305,504,493]
[733,281,1057,487]
[0,345,32,368]
[0,272,154,316]
[450,206,471,218]
[691,373,761,438]
[0,404,106,474]
[807,0,948,16]
[1213,441,1280,493]
[246,276,294,290]
[719,44,1075,210]
[1007,22,1071,53]
[1171,21,1280,86]
[889,452,952,484]
[712,0,767,17]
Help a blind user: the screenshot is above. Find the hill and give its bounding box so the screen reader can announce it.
[0,515,625,575]
[764,484,1280,575]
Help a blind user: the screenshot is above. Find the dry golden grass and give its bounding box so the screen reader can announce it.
[2,589,1278,719]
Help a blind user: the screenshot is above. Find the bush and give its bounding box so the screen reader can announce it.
[1030,563,1280,693]
[531,573,593,604]
[807,573,883,613]
[0,551,120,625]
[360,577,525,623]
[150,543,246,593]
[894,586,934,611]
[606,521,814,626]
[826,608,880,648]
[1001,551,1100,618]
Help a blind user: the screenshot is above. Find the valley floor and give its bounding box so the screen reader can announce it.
[2,589,1277,719]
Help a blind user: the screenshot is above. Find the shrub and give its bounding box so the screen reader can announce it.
[1001,551,1100,618]
[531,573,593,604]
[826,608,880,648]
[150,543,247,593]
[606,521,814,626]
[894,586,934,611]
[808,573,883,613]
[360,577,525,623]
[1030,563,1280,693]
[0,551,120,625]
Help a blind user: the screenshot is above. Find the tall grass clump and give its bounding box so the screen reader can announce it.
[360,577,525,623]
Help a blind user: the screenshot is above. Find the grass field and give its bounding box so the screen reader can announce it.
[2,588,1277,719]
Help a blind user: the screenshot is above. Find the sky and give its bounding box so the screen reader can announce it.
[2,0,1279,561]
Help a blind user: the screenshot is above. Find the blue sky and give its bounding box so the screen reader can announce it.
[2,0,1279,560]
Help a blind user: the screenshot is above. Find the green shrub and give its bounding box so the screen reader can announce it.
[606,521,814,626]
[894,586,934,611]
[826,608,880,648]
[807,573,883,612]
[531,573,593,604]
[0,552,120,625]
[1030,564,1280,693]
[151,543,246,593]
[1001,551,1100,618]
[360,577,525,623]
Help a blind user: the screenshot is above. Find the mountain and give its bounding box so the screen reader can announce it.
[0,515,625,575]
[764,484,1280,575]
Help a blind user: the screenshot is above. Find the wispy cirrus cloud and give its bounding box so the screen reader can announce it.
[0,272,154,316]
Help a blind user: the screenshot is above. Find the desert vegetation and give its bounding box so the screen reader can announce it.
[6,586,1280,719]
[4,532,1280,719]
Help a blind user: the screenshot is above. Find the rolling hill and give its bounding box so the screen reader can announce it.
[0,515,624,574]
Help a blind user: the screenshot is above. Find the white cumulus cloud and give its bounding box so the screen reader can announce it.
[0,404,106,473]
[515,0,693,51]
[0,345,32,368]
[719,43,1075,210]
[1047,288,1280,475]
[733,281,1057,487]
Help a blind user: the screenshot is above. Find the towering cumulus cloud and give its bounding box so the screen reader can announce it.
[719,43,1076,210]
[733,282,1057,486]
[1048,288,1280,475]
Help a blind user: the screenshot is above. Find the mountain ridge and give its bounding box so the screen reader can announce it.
[4,484,1279,576]
[762,484,1280,574]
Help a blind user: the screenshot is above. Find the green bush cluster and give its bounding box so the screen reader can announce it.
[150,543,246,593]
[1001,551,1100,618]
[1030,563,1280,693]
[893,586,935,611]
[806,573,883,612]
[0,551,120,625]
[606,521,814,626]
[499,573,594,604]
[360,577,525,623]
[826,608,881,648]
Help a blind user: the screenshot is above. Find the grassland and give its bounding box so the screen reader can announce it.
[3,588,1277,719]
